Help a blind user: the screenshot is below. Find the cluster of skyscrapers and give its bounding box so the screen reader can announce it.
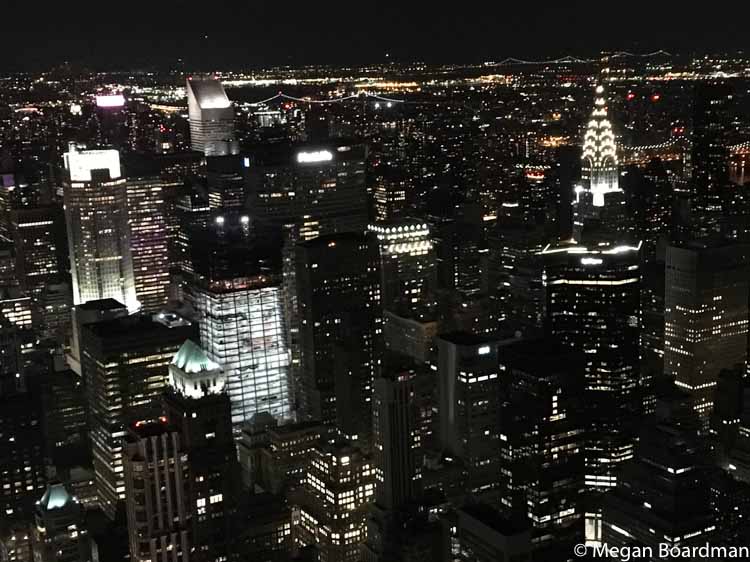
[1,65,750,562]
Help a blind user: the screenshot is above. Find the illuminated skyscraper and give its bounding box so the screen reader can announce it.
[580,85,620,208]
[296,441,375,562]
[80,312,195,520]
[186,214,292,427]
[664,241,750,422]
[127,177,174,312]
[63,144,138,312]
[186,77,238,157]
[368,219,437,321]
[9,205,63,301]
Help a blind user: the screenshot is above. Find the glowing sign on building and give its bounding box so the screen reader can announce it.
[297,150,333,164]
[95,94,126,108]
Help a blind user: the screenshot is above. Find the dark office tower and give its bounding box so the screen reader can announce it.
[246,139,369,240]
[296,441,375,562]
[368,219,437,321]
[63,144,138,312]
[31,483,89,562]
[542,239,641,493]
[690,82,733,235]
[0,323,45,521]
[295,233,381,431]
[81,312,195,520]
[436,333,501,499]
[453,504,533,562]
[40,283,73,347]
[9,205,63,300]
[488,204,547,337]
[126,177,173,312]
[163,340,236,562]
[431,209,488,298]
[40,359,88,468]
[497,340,585,559]
[186,77,238,157]
[640,262,665,415]
[123,419,191,562]
[188,219,292,426]
[68,298,129,376]
[230,493,292,562]
[372,168,409,223]
[602,422,715,554]
[174,188,210,277]
[207,155,246,210]
[362,356,424,562]
[372,356,423,511]
[0,241,18,286]
[664,241,750,423]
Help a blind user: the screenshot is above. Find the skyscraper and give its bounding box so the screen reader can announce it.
[123,419,191,562]
[580,85,620,208]
[63,144,138,312]
[368,219,437,321]
[542,240,641,491]
[81,312,195,520]
[436,333,501,499]
[497,340,585,558]
[296,441,375,562]
[295,233,382,432]
[9,205,63,301]
[664,241,750,422]
[127,176,174,312]
[163,340,236,562]
[190,276,292,427]
[31,483,89,562]
[186,214,292,427]
[186,77,238,157]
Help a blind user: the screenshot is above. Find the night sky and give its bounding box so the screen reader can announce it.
[2,0,749,71]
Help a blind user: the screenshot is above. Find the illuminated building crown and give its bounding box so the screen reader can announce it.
[581,85,620,206]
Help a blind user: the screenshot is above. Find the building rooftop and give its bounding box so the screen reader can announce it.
[187,78,231,110]
[38,483,74,511]
[171,339,220,374]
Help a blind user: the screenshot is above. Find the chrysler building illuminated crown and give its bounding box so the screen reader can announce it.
[581,85,620,207]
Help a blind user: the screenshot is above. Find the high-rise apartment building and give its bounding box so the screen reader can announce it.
[186,77,238,157]
[63,144,138,312]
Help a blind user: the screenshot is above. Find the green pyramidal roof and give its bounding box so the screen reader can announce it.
[39,483,73,511]
[172,340,221,374]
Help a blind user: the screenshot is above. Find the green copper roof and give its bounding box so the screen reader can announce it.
[172,339,221,374]
[39,483,73,511]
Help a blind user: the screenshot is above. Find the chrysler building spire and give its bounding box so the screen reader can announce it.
[581,84,620,207]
